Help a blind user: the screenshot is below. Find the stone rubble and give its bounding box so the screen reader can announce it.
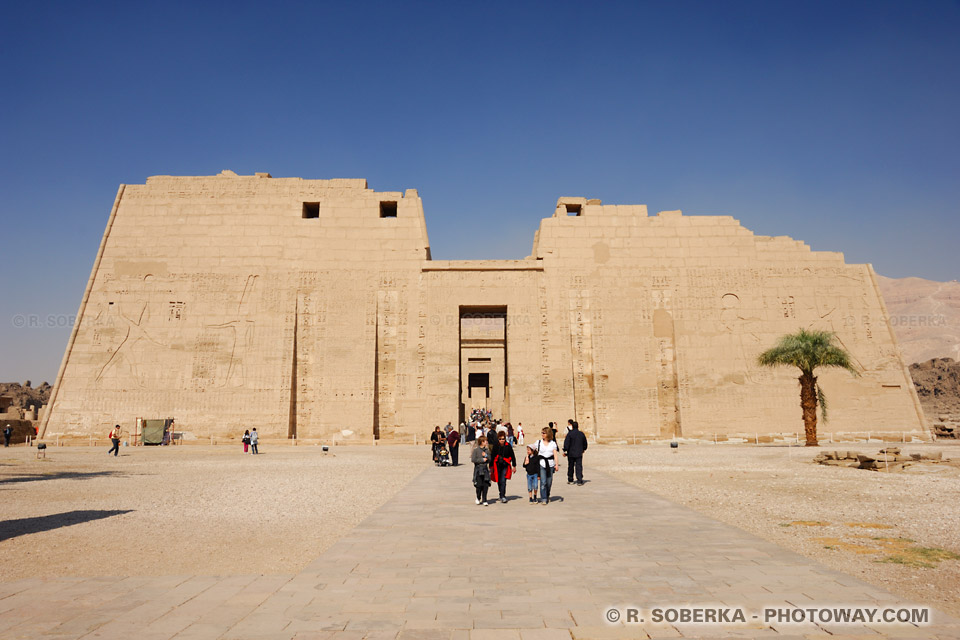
[813,446,955,472]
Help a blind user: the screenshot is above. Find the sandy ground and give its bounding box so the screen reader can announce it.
[592,442,960,618]
[0,443,430,580]
[2,441,958,620]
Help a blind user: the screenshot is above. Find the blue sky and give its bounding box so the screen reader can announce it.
[1,0,958,383]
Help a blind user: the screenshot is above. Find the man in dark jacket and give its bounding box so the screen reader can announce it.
[563,421,588,485]
[447,428,461,466]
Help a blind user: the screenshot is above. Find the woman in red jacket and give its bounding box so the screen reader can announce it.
[489,432,517,503]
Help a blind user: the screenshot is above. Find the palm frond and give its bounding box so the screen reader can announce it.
[757,328,860,377]
[816,383,828,422]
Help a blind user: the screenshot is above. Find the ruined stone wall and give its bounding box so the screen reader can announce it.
[41,175,926,441]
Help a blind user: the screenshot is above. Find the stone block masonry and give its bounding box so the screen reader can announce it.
[40,172,928,442]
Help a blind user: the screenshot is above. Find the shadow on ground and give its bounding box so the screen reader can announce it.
[0,471,125,485]
[0,510,133,541]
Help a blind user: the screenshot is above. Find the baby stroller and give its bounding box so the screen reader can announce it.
[435,443,451,467]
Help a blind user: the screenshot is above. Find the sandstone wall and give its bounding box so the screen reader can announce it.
[43,173,427,439]
[531,202,924,440]
[41,174,927,442]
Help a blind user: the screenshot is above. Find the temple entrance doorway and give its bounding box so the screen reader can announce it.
[459,307,507,424]
[468,372,489,411]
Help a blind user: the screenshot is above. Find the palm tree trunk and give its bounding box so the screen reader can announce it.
[799,372,818,446]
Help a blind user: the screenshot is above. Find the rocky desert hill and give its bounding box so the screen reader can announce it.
[876,275,960,364]
[0,381,51,410]
[875,275,960,435]
[910,358,960,414]
[909,358,960,437]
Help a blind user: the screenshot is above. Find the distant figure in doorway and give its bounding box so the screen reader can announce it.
[563,420,588,485]
[108,425,122,456]
[250,428,259,454]
[242,430,251,453]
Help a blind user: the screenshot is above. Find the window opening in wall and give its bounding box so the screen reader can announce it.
[468,357,492,362]
[566,204,582,216]
[302,202,320,219]
[380,201,398,218]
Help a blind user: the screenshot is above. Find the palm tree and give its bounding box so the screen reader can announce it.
[757,329,859,446]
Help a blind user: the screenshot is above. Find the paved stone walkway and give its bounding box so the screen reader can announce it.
[1,461,958,639]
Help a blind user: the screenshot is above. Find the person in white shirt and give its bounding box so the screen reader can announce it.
[532,426,561,505]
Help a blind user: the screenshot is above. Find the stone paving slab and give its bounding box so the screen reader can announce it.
[1,462,958,638]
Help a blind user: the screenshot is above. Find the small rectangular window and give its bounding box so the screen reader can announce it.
[566,204,582,216]
[380,201,398,218]
[302,202,320,219]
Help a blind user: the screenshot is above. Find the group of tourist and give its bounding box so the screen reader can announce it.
[463,409,524,446]
[428,413,526,467]
[430,424,460,465]
[472,420,588,505]
[431,412,589,505]
[241,428,260,454]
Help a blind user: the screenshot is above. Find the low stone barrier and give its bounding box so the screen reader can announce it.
[813,446,955,472]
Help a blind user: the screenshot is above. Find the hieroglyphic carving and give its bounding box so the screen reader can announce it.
[717,291,769,385]
[779,295,796,319]
[396,279,409,399]
[295,280,323,429]
[569,286,597,436]
[376,281,399,434]
[537,284,551,398]
[416,279,427,398]
[199,274,258,388]
[590,286,608,431]
[86,273,264,392]
[167,302,185,323]
[652,276,681,438]
[94,275,165,388]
